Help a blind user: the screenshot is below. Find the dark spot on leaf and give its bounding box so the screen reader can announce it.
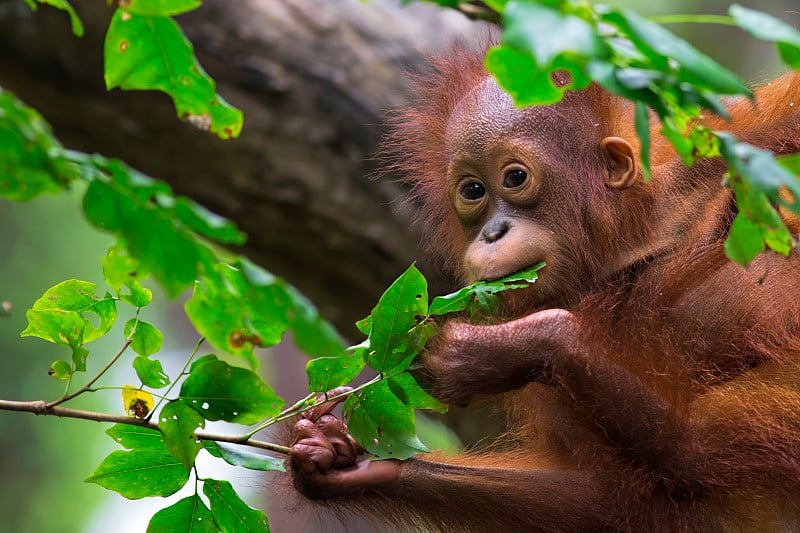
[128,399,150,419]
[128,271,137,277]
[415,294,422,299]
[47,368,55,376]
[376,427,383,437]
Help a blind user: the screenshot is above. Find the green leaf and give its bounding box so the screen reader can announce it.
[133,355,170,388]
[388,373,447,413]
[72,346,89,372]
[147,495,217,533]
[284,283,346,358]
[104,9,243,139]
[306,346,366,393]
[203,479,269,533]
[106,423,164,450]
[344,380,429,460]
[428,263,542,316]
[180,355,283,424]
[365,264,428,374]
[203,441,286,472]
[731,4,800,69]
[125,319,164,356]
[49,360,71,380]
[600,8,750,97]
[0,89,70,200]
[186,260,345,366]
[485,45,591,106]
[725,213,765,265]
[86,450,189,499]
[718,133,800,214]
[159,400,205,472]
[502,1,606,70]
[103,241,153,307]
[173,198,246,245]
[30,0,84,36]
[21,280,117,348]
[83,176,200,298]
[126,0,202,17]
[634,101,652,181]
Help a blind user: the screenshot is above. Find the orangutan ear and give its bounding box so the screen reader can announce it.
[600,136,638,190]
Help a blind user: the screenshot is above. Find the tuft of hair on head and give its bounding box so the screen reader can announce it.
[378,40,493,276]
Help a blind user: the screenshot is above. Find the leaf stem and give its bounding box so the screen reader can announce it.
[0,399,291,454]
[244,374,386,439]
[149,336,204,416]
[647,14,736,26]
[47,338,132,408]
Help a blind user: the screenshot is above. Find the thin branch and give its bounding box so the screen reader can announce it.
[0,399,291,455]
[458,2,501,24]
[47,338,132,408]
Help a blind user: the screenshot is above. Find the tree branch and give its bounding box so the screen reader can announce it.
[0,399,291,455]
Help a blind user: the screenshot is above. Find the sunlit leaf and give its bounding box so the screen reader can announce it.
[84,177,200,298]
[48,359,71,380]
[21,280,117,348]
[106,423,164,450]
[103,241,153,307]
[203,479,269,533]
[125,319,164,356]
[180,355,283,424]
[86,450,188,499]
[159,400,204,471]
[133,355,170,388]
[306,345,366,392]
[502,1,606,70]
[104,9,243,139]
[365,264,428,374]
[147,495,216,533]
[344,379,429,460]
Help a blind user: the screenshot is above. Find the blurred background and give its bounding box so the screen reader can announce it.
[0,0,797,531]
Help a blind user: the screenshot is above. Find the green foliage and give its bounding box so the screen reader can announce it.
[313,263,541,459]
[159,400,205,472]
[179,354,283,424]
[202,479,269,533]
[6,1,800,531]
[482,0,800,265]
[86,425,188,499]
[104,9,242,139]
[24,0,83,37]
[0,89,71,200]
[204,441,286,472]
[147,495,216,533]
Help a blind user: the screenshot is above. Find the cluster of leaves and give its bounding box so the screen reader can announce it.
[24,0,242,138]
[426,0,800,265]
[2,77,542,527]
[6,0,800,530]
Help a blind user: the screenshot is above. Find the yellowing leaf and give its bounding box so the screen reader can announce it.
[122,385,155,419]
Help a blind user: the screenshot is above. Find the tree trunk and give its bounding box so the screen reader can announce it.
[0,0,484,334]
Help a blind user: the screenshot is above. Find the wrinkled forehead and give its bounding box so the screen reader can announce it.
[445,76,555,154]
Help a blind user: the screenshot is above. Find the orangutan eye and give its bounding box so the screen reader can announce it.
[503,169,528,188]
[460,181,486,201]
